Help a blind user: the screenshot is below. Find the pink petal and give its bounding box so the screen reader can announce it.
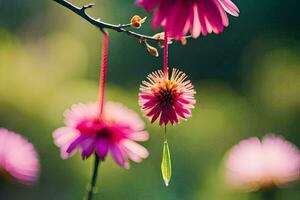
[66,136,84,154]
[189,4,201,38]
[136,0,159,12]
[128,131,149,141]
[218,0,240,16]
[122,139,149,159]
[96,138,109,159]
[80,138,95,158]
[151,0,171,29]
[110,145,125,167]
[53,127,80,159]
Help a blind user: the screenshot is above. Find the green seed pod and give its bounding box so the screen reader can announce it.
[161,140,172,186]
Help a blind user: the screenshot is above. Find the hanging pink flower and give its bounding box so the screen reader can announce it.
[0,128,40,186]
[53,101,149,168]
[136,0,240,39]
[225,134,300,192]
[139,68,196,126]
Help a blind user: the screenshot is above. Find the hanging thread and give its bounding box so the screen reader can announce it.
[163,31,168,78]
[98,31,109,120]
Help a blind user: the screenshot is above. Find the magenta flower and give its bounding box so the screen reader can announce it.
[0,128,39,185]
[225,134,300,192]
[139,68,196,126]
[136,0,240,39]
[53,101,149,168]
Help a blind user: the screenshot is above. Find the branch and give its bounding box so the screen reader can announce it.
[52,0,162,41]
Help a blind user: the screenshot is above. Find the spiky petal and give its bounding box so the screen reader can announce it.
[139,68,196,126]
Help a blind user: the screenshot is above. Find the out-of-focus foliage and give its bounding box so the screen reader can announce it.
[0,0,299,199]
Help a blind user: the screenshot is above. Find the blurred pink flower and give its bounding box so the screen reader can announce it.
[225,134,300,192]
[136,0,239,39]
[139,68,196,126]
[53,102,149,168]
[0,128,39,186]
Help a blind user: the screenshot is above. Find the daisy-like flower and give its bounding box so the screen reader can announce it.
[53,101,149,168]
[225,134,300,192]
[0,128,39,185]
[139,68,196,126]
[136,0,240,39]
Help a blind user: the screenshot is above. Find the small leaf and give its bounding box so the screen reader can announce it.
[161,141,172,186]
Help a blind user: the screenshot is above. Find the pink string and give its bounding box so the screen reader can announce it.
[99,31,109,120]
[163,31,168,78]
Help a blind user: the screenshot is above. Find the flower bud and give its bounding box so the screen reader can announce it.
[130,15,146,29]
[146,45,159,57]
[153,32,165,41]
[180,37,187,45]
[153,32,173,48]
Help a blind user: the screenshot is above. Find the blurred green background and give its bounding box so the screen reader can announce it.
[0,0,300,199]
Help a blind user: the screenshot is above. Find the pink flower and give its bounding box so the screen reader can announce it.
[0,128,40,186]
[139,68,196,126]
[225,134,300,192]
[53,101,149,168]
[136,0,240,39]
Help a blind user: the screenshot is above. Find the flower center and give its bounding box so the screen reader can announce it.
[76,120,130,142]
[160,88,173,104]
[96,127,112,139]
[76,120,108,138]
[157,81,178,106]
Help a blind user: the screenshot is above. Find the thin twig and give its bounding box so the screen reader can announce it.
[53,0,161,41]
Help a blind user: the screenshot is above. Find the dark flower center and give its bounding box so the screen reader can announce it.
[159,88,174,104]
[96,127,111,139]
[157,81,180,107]
[76,119,130,142]
[76,120,112,139]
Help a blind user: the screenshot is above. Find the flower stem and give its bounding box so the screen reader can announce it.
[163,31,168,78]
[86,154,101,200]
[98,31,109,119]
[164,125,167,142]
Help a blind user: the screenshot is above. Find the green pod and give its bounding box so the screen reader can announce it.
[161,140,172,186]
